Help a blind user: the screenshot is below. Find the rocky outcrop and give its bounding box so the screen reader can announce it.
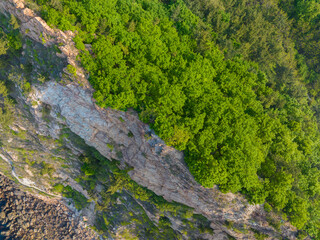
[0,174,99,240]
[0,0,90,88]
[31,76,297,237]
[33,81,251,223]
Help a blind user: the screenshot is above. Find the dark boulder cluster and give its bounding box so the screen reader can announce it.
[0,174,98,240]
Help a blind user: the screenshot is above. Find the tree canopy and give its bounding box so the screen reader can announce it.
[31,0,320,237]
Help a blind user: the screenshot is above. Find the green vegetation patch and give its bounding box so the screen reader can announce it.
[40,161,55,177]
[53,184,88,210]
[29,0,320,237]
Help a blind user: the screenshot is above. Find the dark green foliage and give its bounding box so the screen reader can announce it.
[9,15,19,30]
[0,81,13,128]
[158,216,171,228]
[106,143,114,151]
[226,220,234,230]
[264,203,272,213]
[53,183,88,210]
[81,162,95,176]
[253,231,268,240]
[0,31,8,56]
[63,185,88,210]
[40,161,55,177]
[0,14,22,53]
[118,117,125,122]
[297,230,308,240]
[53,183,64,193]
[0,15,22,129]
[33,0,320,236]
[66,64,76,76]
[72,145,199,239]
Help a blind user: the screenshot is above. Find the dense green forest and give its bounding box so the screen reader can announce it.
[0,14,22,128]
[28,0,320,238]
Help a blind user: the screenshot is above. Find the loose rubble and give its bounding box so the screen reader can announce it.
[0,174,99,240]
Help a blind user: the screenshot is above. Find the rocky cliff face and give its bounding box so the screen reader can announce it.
[33,78,252,222]
[0,0,299,239]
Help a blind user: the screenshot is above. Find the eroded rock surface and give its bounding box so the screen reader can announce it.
[0,0,90,87]
[34,81,251,223]
[0,174,99,240]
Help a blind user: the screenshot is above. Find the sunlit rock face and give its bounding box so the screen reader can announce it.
[33,81,253,223]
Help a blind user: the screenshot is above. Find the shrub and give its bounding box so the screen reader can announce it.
[264,203,272,213]
[66,64,77,77]
[40,161,55,177]
[53,183,64,193]
[81,162,95,176]
[107,143,114,151]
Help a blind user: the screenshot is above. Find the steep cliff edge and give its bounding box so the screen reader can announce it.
[33,77,253,223]
[0,0,300,239]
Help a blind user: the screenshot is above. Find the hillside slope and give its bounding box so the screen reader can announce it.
[0,0,318,239]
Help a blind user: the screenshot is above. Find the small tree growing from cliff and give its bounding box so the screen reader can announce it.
[0,37,8,56]
[0,28,8,56]
[40,161,55,177]
[66,64,77,77]
[9,14,19,30]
